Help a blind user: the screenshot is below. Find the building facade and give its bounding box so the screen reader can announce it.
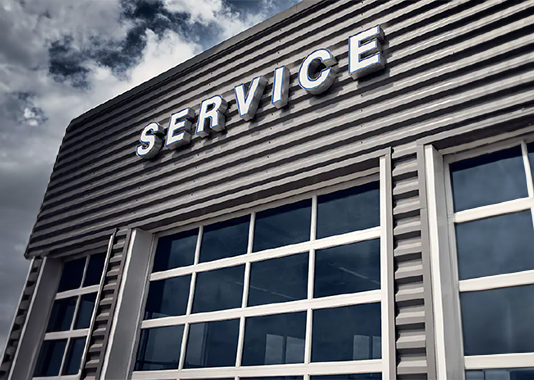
[2,1,534,379]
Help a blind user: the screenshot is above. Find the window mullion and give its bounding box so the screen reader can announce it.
[445,161,467,370]
[521,141,534,198]
[304,307,313,364]
[236,213,254,367]
[178,226,203,370]
[310,196,317,241]
[57,337,70,378]
[79,256,90,288]
[178,323,189,370]
[69,296,81,331]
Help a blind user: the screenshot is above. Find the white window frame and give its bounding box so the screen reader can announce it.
[130,157,393,380]
[32,253,103,380]
[426,138,534,380]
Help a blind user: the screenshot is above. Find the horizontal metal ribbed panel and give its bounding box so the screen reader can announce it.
[81,229,130,380]
[27,0,534,255]
[0,258,43,380]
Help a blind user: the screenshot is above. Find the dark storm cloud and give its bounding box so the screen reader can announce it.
[45,0,194,85]
[45,0,300,87]
[48,36,91,88]
[119,0,219,56]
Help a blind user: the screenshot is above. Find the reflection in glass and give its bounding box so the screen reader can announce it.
[248,253,308,306]
[47,296,77,332]
[152,229,198,272]
[74,293,96,329]
[135,325,184,371]
[317,182,380,238]
[58,258,86,292]
[529,142,534,182]
[83,253,106,286]
[243,378,303,380]
[200,216,250,262]
[466,368,534,380]
[461,285,534,355]
[242,312,306,366]
[315,239,380,298]
[450,146,528,212]
[33,339,67,377]
[312,303,381,362]
[311,375,382,380]
[456,211,534,280]
[193,265,244,313]
[254,200,311,251]
[185,319,240,368]
[62,337,86,375]
[144,275,191,319]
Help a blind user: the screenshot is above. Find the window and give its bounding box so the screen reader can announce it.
[427,140,534,378]
[33,253,106,379]
[133,166,391,380]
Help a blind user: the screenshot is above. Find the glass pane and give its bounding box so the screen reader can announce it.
[254,200,311,251]
[243,378,303,380]
[200,216,250,263]
[317,182,380,238]
[312,303,381,362]
[74,293,96,329]
[135,325,184,371]
[314,239,380,298]
[248,253,308,306]
[461,285,534,355]
[242,312,306,366]
[450,146,528,212]
[184,319,240,368]
[33,339,67,377]
[466,368,534,380]
[57,257,86,292]
[62,337,86,375]
[83,253,106,286]
[144,275,191,319]
[528,142,534,182]
[456,211,534,280]
[47,296,77,332]
[152,229,198,272]
[311,375,382,380]
[193,265,244,313]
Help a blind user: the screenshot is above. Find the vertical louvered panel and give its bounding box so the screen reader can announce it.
[392,144,435,379]
[81,229,130,380]
[0,258,42,380]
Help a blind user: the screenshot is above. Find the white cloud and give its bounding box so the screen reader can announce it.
[163,0,266,39]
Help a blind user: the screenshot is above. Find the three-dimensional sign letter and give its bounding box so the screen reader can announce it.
[136,122,164,159]
[298,49,338,95]
[349,25,386,79]
[166,108,196,149]
[235,76,267,121]
[272,66,290,108]
[196,95,228,137]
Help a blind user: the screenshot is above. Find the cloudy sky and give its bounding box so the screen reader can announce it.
[0,0,299,356]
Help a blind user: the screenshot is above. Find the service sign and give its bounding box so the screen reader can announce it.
[136,26,386,159]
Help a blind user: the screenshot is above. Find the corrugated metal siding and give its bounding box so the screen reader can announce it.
[0,258,42,380]
[82,229,130,380]
[21,1,534,378]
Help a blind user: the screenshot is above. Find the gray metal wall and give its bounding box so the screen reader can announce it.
[18,1,534,378]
